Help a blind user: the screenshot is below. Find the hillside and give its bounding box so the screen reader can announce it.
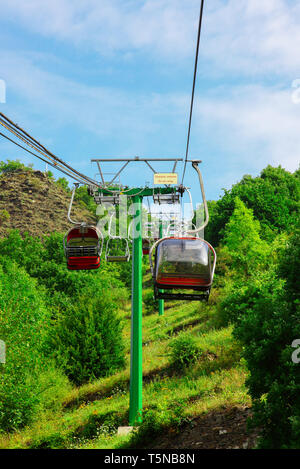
[0,169,95,237]
[0,166,258,449]
[0,163,298,450]
[0,288,257,449]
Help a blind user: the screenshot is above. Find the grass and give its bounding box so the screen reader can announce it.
[0,276,250,449]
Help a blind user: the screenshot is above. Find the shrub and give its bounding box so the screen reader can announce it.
[0,159,32,174]
[168,333,202,370]
[0,209,10,224]
[51,287,126,385]
[46,171,54,180]
[0,231,128,387]
[143,290,157,315]
[0,230,45,275]
[56,177,70,192]
[33,366,72,416]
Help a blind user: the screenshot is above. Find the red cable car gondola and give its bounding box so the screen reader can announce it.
[63,225,103,270]
[150,237,216,301]
[142,239,151,255]
[142,236,160,255]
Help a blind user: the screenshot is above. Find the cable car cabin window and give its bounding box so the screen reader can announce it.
[67,237,98,247]
[155,238,212,288]
[66,228,101,256]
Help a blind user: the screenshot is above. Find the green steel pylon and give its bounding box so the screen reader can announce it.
[129,195,143,425]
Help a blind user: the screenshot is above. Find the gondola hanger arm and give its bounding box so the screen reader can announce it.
[68,183,86,226]
[186,161,209,235]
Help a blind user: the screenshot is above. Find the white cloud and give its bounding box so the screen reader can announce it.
[0,51,188,147]
[1,0,300,192]
[0,0,299,76]
[0,0,197,59]
[2,50,299,174]
[196,84,300,171]
[205,0,300,76]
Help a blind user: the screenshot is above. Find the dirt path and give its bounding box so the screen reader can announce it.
[149,406,259,449]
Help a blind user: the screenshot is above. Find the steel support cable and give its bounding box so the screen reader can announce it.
[0,122,88,184]
[0,115,36,146]
[0,116,88,183]
[0,117,71,175]
[0,131,86,184]
[0,112,101,187]
[0,116,148,198]
[0,116,53,160]
[181,0,205,185]
[0,114,68,165]
[0,113,159,195]
[0,112,94,182]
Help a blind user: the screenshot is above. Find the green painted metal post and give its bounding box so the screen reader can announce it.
[158,219,164,316]
[94,185,182,425]
[129,195,143,426]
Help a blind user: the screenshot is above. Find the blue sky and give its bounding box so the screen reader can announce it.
[0,0,299,204]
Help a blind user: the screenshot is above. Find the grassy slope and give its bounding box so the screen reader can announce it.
[0,274,251,450]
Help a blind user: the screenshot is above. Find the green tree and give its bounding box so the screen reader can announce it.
[52,288,126,385]
[222,197,269,277]
[205,166,300,246]
[0,230,128,387]
[0,260,57,430]
[220,227,300,448]
[0,159,31,174]
[56,177,70,192]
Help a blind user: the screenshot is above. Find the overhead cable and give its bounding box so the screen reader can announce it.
[0,112,101,187]
[181,0,205,184]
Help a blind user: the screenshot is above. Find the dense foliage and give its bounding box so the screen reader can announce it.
[205,166,299,245]
[0,259,71,431]
[0,229,128,430]
[218,195,300,448]
[52,287,126,385]
[0,159,33,174]
[0,160,299,449]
